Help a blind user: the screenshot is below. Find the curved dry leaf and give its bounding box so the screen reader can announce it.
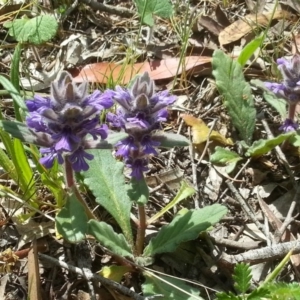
[71,56,212,84]
[181,114,233,154]
[219,10,294,45]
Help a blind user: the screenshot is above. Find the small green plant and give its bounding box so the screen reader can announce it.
[216,258,300,299]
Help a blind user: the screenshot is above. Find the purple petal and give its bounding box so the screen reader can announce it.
[26,95,52,112]
[84,90,114,111]
[26,113,48,132]
[53,129,81,152]
[141,135,160,155]
[69,148,94,171]
[115,136,137,157]
[279,118,299,132]
[126,158,148,180]
[39,147,64,168]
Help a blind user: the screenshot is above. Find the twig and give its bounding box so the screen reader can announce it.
[226,181,267,237]
[221,240,300,265]
[79,0,134,18]
[39,253,148,300]
[275,184,300,242]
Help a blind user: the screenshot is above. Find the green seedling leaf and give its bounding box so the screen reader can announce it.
[10,43,22,94]
[0,75,27,112]
[88,220,134,258]
[4,15,58,45]
[233,263,251,294]
[216,292,240,300]
[143,272,203,300]
[265,282,300,300]
[246,132,294,157]
[210,147,242,174]
[143,204,227,256]
[56,193,88,243]
[237,34,264,67]
[127,176,149,204]
[247,288,270,300]
[152,132,190,148]
[210,147,242,165]
[83,150,133,246]
[147,180,195,225]
[251,79,287,119]
[133,0,173,27]
[212,50,256,144]
[289,132,300,147]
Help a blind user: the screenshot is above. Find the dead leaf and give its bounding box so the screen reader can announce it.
[195,16,224,36]
[219,10,294,45]
[71,56,212,84]
[181,114,233,153]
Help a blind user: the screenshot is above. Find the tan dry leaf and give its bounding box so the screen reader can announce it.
[219,10,294,45]
[181,114,233,152]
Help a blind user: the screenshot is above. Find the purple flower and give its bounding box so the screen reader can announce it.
[279,118,299,132]
[102,72,176,179]
[26,71,113,171]
[265,54,300,104]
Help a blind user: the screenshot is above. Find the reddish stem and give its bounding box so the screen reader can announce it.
[135,204,146,256]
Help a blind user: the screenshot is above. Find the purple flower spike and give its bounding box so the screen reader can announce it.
[279,118,299,132]
[26,71,113,171]
[102,72,176,179]
[266,54,300,104]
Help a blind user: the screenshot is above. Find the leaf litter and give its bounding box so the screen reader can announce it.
[1,0,300,299]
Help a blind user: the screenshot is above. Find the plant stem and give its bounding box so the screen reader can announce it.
[288,103,296,120]
[135,204,146,255]
[64,157,96,220]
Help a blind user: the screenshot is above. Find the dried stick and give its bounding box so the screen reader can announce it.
[80,0,134,18]
[39,253,149,300]
[226,181,267,237]
[221,240,300,265]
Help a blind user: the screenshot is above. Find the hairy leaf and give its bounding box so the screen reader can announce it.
[143,204,227,256]
[88,220,134,258]
[83,150,133,246]
[127,176,149,204]
[247,288,270,300]
[246,132,294,157]
[210,147,242,165]
[56,193,88,243]
[265,282,300,299]
[4,15,58,45]
[212,50,256,144]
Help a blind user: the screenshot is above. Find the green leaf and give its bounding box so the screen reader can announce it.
[4,15,58,45]
[233,263,251,294]
[0,120,41,144]
[212,50,256,145]
[143,204,227,256]
[83,150,133,246]
[133,0,173,27]
[142,272,203,300]
[247,288,270,300]
[265,282,300,300]
[210,147,242,165]
[88,220,134,258]
[0,75,27,112]
[127,176,149,204]
[216,292,241,300]
[56,193,88,243]
[251,79,287,119]
[237,34,264,67]
[153,132,190,148]
[246,132,294,157]
[289,132,300,147]
[147,180,195,225]
[10,43,22,94]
